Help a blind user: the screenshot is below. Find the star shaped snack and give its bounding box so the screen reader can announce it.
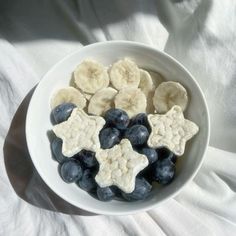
[53,108,105,157]
[95,139,148,193]
[147,105,199,156]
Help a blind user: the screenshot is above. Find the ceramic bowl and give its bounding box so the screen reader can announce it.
[26,41,210,215]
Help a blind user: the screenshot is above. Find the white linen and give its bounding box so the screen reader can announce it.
[0,0,236,235]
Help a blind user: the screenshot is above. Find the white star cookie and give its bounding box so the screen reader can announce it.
[53,108,105,157]
[147,105,199,156]
[95,139,148,193]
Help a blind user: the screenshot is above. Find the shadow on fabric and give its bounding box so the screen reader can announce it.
[3,88,96,216]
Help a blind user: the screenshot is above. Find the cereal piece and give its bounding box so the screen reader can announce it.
[53,108,105,157]
[147,105,199,156]
[95,139,148,193]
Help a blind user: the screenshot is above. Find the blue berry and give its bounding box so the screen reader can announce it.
[51,137,67,163]
[105,108,129,130]
[151,158,175,184]
[59,160,83,183]
[52,102,76,124]
[130,113,150,130]
[156,147,177,163]
[77,169,97,192]
[122,178,152,201]
[99,127,121,149]
[125,125,149,146]
[97,186,115,201]
[141,147,158,164]
[77,150,98,168]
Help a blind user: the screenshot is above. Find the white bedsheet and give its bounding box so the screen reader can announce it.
[1,0,236,235]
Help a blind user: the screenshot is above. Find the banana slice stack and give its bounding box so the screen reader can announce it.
[50,58,189,117]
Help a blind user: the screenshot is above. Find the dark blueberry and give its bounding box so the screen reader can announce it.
[59,160,83,183]
[51,137,67,163]
[137,166,153,183]
[105,108,129,130]
[130,113,150,130]
[52,102,76,124]
[141,147,158,164]
[122,178,152,201]
[156,147,177,163]
[110,186,122,198]
[77,150,98,168]
[151,158,175,185]
[77,169,97,192]
[97,186,115,201]
[125,125,149,146]
[99,127,121,149]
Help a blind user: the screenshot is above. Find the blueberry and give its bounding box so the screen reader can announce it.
[77,169,97,192]
[122,178,152,201]
[130,113,150,130]
[125,125,149,146]
[105,108,129,130]
[141,147,158,164]
[77,150,98,168]
[156,147,177,164]
[51,138,67,163]
[97,186,115,201]
[151,158,175,185]
[99,127,121,149]
[52,102,76,123]
[59,160,83,183]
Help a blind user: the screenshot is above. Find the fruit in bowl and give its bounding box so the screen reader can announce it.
[26,41,209,215]
[50,58,199,202]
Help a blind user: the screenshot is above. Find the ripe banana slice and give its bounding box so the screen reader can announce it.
[139,69,156,113]
[74,59,109,94]
[114,88,147,118]
[88,87,117,116]
[139,69,154,95]
[153,81,188,113]
[50,87,86,109]
[109,58,140,90]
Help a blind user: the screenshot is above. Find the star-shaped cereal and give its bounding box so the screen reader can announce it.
[147,105,199,156]
[53,108,105,157]
[95,139,148,193]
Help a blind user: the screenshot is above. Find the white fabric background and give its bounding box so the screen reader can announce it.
[0,0,236,235]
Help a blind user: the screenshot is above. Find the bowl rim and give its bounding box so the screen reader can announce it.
[25,40,210,215]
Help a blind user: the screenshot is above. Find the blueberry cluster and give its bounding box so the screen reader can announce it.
[51,103,177,202]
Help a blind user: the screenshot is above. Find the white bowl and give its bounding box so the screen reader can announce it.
[26,41,210,215]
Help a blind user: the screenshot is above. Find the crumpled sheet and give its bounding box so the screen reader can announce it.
[1,0,236,235]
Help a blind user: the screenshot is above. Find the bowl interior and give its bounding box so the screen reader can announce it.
[26,41,209,215]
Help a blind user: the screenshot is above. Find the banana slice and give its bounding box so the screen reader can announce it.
[139,69,156,113]
[109,58,140,90]
[88,87,117,116]
[50,87,86,109]
[153,81,188,113]
[74,59,109,94]
[139,69,154,95]
[114,88,147,118]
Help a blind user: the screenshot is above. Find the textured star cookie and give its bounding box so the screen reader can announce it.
[147,105,199,156]
[95,139,148,193]
[53,108,105,157]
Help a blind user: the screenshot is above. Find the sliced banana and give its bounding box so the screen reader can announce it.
[114,88,147,118]
[153,81,188,113]
[109,58,140,90]
[50,87,86,109]
[88,87,117,116]
[139,69,156,113]
[74,59,109,94]
[139,69,154,95]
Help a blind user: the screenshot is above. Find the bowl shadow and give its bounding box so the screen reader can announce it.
[3,87,96,216]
